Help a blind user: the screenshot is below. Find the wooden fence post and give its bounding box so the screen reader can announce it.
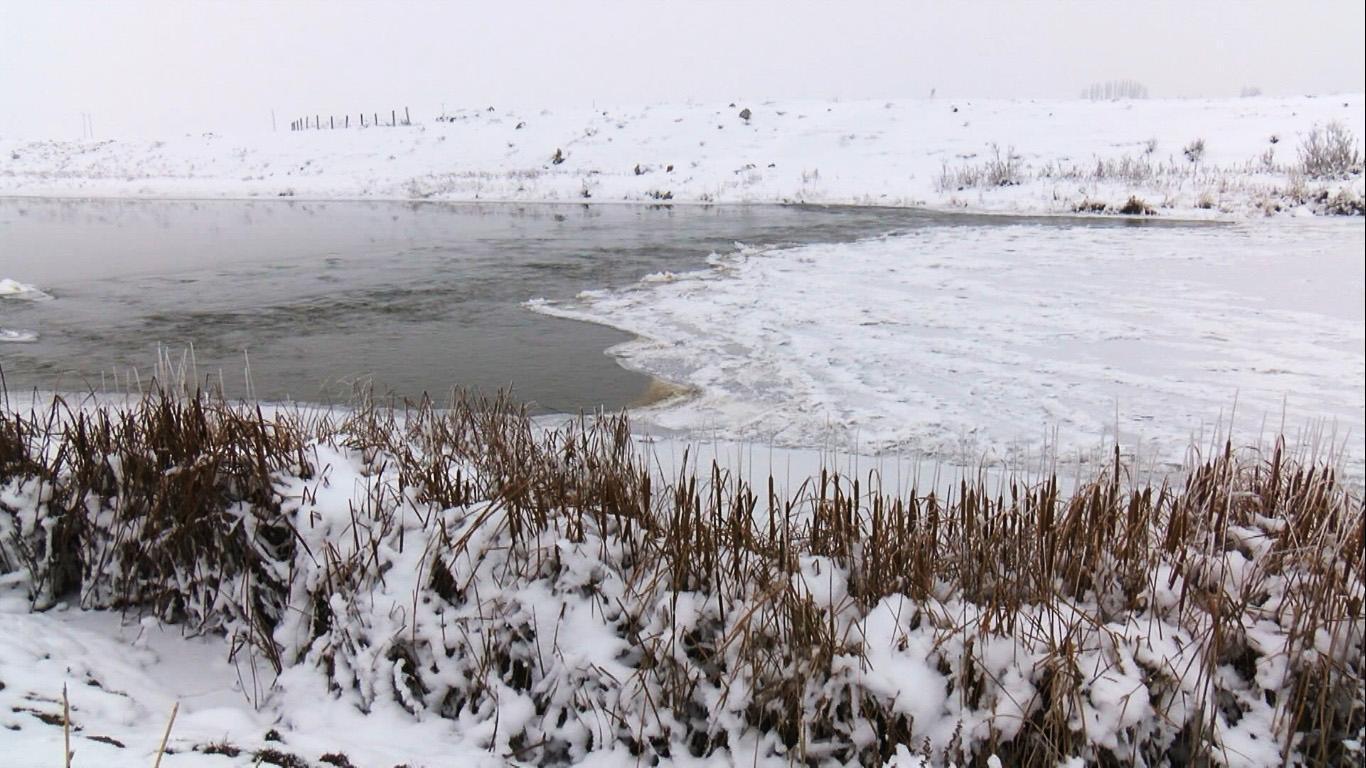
[315,114,320,130]
[345,115,349,128]
[405,106,410,125]
[330,116,334,129]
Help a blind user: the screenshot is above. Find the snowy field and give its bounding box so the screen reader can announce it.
[3,95,1363,218]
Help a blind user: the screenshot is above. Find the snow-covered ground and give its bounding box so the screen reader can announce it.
[0,606,502,767]
[2,95,1362,218]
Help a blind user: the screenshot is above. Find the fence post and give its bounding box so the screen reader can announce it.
[330,116,334,129]
[345,115,349,128]
[374,113,378,127]
[405,106,410,125]
[315,114,320,130]
[391,109,396,126]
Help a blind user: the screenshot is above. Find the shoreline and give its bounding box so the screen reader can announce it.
[0,190,1238,228]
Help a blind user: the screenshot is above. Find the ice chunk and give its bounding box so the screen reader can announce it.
[0,278,53,301]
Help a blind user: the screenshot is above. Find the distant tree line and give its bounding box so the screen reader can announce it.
[1081,79,1149,100]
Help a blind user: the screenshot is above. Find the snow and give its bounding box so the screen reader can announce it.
[0,606,505,768]
[2,95,1362,219]
[532,218,1366,478]
[0,607,264,767]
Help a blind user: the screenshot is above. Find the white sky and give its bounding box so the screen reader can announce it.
[2,0,1363,139]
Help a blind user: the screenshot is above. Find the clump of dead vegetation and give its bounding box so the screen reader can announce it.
[936,144,1022,192]
[1,385,1362,766]
[1298,122,1364,180]
[938,124,1365,217]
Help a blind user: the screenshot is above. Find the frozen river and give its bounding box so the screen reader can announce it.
[2,197,1361,474]
[534,216,1365,474]
[1,198,1006,409]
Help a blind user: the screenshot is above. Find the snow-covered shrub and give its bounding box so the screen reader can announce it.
[1118,195,1156,215]
[936,145,1021,191]
[0,391,314,672]
[1298,122,1364,180]
[1,389,1362,766]
[1320,187,1364,215]
[1183,138,1206,163]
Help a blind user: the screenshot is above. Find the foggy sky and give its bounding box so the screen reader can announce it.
[2,0,1363,139]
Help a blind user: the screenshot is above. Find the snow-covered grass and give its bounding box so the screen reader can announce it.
[2,96,1362,219]
[1,387,1362,766]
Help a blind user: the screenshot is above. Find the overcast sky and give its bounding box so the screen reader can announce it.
[2,0,1363,138]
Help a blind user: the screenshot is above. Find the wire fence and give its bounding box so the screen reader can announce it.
[291,108,412,131]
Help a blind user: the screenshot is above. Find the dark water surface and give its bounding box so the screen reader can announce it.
[0,198,1186,410]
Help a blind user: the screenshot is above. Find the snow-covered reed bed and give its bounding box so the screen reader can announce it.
[937,122,1365,217]
[1,388,1361,766]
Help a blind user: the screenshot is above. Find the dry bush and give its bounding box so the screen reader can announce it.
[1298,123,1364,180]
[1117,195,1156,215]
[936,145,1022,192]
[0,388,315,672]
[1183,138,1206,164]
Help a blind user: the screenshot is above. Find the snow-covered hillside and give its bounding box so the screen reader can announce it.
[3,96,1362,218]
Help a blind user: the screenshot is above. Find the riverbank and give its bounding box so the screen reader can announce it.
[0,388,1361,767]
[3,95,1362,219]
